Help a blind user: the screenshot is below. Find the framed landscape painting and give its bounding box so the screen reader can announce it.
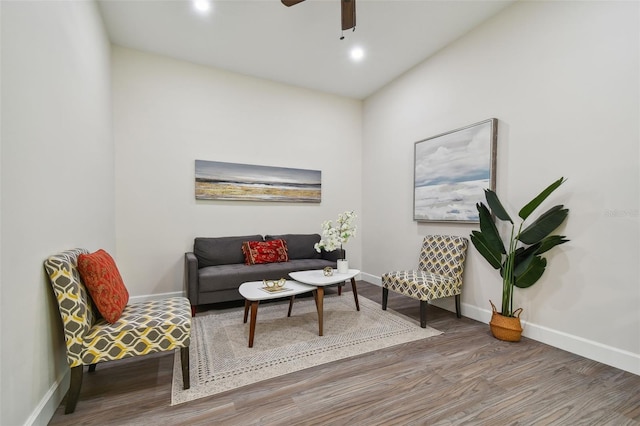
[195,160,321,203]
[414,118,497,223]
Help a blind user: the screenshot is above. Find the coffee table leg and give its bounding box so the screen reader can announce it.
[351,277,360,311]
[248,301,259,348]
[287,295,295,317]
[243,299,250,323]
[317,286,324,336]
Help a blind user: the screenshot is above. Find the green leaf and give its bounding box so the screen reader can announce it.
[518,177,566,221]
[477,203,506,255]
[513,249,536,276]
[514,256,547,288]
[485,190,513,223]
[536,235,570,255]
[512,246,537,273]
[470,231,502,270]
[518,205,569,245]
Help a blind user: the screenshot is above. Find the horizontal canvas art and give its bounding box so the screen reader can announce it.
[195,160,321,203]
[414,118,497,223]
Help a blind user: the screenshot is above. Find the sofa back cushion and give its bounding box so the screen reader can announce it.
[265,234,322,260]
[194,235,263,267]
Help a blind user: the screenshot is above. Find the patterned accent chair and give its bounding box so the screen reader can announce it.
[381,235,469,328]
[44,248,192,414]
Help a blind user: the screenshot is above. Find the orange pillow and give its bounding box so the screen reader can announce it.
[242,239,289,265]
[77,249,129,323]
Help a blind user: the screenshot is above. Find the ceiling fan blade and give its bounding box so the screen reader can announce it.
[341,0,356,30]
[282,0,305,6]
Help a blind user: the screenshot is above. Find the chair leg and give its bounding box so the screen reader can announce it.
[88,363,97,372]
[455,294,461,318]
[65,365,83,414]
[181,347,190,389]
[382,287,388,310]
[420,301,427,328]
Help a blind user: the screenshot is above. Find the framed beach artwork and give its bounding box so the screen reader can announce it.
[413,118,497,223]
[195,160,321,203]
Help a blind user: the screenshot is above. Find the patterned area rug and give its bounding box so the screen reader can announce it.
[171,294,441,405]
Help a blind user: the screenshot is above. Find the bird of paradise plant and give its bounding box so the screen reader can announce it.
[470,177,570,317]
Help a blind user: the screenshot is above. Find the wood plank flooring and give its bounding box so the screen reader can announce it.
[48,282,640,425]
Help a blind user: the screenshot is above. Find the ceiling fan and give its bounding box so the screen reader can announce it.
[281,0,356,33]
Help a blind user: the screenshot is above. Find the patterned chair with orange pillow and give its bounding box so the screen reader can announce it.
[44,248,191,414]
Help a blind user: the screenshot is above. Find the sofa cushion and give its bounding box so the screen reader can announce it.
[242,239,289,265]
[77,249,129,324]
[194,235,263,267]
[265,234,322,260]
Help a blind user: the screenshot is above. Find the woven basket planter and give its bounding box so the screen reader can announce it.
[489,300,523,342]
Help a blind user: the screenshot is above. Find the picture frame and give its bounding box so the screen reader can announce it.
[195,160,321,203]
[413,118,497,223]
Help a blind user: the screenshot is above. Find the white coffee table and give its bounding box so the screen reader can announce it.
[288,269,360,336]
[239,280,315,348]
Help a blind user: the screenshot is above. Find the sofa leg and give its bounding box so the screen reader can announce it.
[382,287,388,310]
[455,294,461,318]
[65,365,83,414]
[88,363,97,373]
[420,301,427,328]
[181,347,190,390]
[190,305,197,317]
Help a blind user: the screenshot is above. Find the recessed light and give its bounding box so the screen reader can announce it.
[193,0,211,14]
[350,47,365,62]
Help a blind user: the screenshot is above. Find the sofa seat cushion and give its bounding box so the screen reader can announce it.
[197,259,336,293]
[82,296,191,364]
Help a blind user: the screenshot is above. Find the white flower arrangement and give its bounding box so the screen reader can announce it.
[314,211,357,258]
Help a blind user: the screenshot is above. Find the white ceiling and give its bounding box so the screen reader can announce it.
[97,0,515,99]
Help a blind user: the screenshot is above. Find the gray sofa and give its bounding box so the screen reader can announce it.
[185,233,343,314]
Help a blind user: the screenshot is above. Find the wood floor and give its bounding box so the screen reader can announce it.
[49,282,640,425]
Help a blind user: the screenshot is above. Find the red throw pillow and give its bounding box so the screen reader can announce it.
[242,240,289,265]
[77,249,129,323]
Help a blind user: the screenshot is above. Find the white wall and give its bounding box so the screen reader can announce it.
[112,47,363,298]
[3,1,638,424]
[362,0,640,374]
[0,1,113,425]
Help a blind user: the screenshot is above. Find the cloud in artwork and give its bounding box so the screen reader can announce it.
[415,122,493,187]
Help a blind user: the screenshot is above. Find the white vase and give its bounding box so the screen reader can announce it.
[337,259,349,274]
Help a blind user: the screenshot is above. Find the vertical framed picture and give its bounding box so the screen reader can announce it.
[414,118,497,223]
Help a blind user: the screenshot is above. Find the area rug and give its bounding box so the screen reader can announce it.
[171,294,441,405]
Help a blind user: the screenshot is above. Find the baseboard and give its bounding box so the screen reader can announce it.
[25,370,69,426]
[360,272,381,286]
[365,272,640,376]
[462,302,640,376]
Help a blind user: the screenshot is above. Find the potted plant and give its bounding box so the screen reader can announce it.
[314,210,357,273]
[470,177,569,342]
